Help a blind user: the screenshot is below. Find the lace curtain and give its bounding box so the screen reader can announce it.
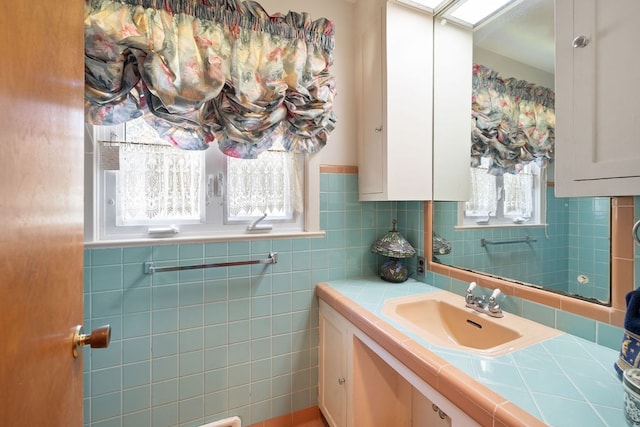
[465,158,534,218]
[227,142,302,217]
[118,142,204,223]
[503,172,533,217]
[471,64,555,175]
[465,164,497,216]
[84,0,337,158]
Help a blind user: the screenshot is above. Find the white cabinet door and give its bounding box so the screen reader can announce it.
[555,0,640,196]
[356,1,434,201]
[319,301,349,427]
[358,7,385,197]
[432,20,472,202]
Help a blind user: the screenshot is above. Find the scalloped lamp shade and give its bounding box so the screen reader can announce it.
[371,220,416,283]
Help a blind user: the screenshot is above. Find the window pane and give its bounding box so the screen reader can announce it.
[503,172,533,218]
[465,165,497,216]
[226,150,302,220]
[461,159,543,227]
[117,143,204,224]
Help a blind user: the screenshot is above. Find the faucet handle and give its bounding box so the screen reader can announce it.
[466,282,477,293]
[465,282,477,304]
[488,288,503,316]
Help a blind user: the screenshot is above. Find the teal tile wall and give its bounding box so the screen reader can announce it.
[431,191,610,301]
[432,200,564,290]
[83,172,621,427]
[566,197,610,300]
[83,173,424,427]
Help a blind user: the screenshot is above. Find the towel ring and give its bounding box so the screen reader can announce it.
[633,219,640,245]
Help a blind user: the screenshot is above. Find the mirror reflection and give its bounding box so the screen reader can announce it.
[432,0,611,304]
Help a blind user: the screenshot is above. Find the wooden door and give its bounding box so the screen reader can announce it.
[0,0,85,425]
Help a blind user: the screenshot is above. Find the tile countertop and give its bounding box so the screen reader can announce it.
[316,278,626,427]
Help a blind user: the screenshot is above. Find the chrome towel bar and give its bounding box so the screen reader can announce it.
[480,236,536,247]
[144,252,278,274]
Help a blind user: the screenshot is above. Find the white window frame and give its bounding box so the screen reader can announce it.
[84,122,323,246]
[457,160,547,229]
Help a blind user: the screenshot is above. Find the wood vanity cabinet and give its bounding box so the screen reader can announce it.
[355,1,434,201]
[319,300,477,427]
[555,0,640,196]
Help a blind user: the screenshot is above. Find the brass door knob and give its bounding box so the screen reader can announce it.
[72,325,111,358]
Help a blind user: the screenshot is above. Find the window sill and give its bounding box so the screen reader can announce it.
[84,230,326,249]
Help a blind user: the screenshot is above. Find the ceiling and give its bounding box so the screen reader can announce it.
[472,0,554,74]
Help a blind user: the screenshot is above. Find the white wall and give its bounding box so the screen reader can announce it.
[261,0,358,166]
[474,46,554,89]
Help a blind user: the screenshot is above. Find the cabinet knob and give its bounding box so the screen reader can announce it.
[374,126,382,133]
[572,35,590,48]
[338,377,345,385]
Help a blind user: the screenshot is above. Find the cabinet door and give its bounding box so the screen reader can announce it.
[555,0,640,196]
[319,302,348,427]
[356,1,433,201]
[432,21,472,201]
[384,2,433,201]
[358,6,385,197]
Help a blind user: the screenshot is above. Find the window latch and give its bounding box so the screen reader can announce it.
[147,226,180,237]
[247,213,272,233]
[207,173,225,206]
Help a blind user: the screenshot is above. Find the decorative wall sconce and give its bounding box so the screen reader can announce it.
[371,219,416,283]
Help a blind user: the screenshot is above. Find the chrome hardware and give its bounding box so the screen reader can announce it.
[374,126,382,133]
[488,288,502,316]
[72,324,111,358]
[247,213,272,233]
[633,219,640,245]
[147,226,179,237]
[144,252,278,274]
[572,35,590,48]
[338,377,346,385]
[465,281,477,305]
[206,173,225,206]
[465,283,503,318]
[481,235,536,247]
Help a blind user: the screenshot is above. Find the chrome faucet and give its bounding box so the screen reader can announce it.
[487,288,502,316]
[464,282,503,318]
[465,281,477,305]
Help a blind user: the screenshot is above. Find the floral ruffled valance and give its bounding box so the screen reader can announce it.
[84,0,337,158]
[471,64,555,175]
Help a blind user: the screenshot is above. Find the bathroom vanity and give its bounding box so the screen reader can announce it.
[319,298,474,426]
[317,278,625,426]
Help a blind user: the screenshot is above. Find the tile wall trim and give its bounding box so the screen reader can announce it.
[319,165,358,174]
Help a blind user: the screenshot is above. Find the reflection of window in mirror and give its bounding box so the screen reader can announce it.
[460,158,544,227]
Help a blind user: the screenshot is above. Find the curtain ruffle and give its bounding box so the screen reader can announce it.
[84,0,336,155]
[470,64,555,175]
